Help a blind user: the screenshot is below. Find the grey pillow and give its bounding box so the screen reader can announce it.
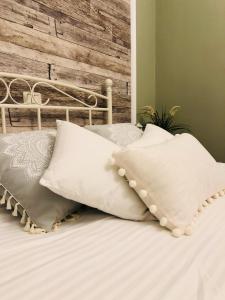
[0,131,81,233]
[85,123,143,146]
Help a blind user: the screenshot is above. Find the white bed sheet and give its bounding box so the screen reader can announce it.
[1,197,225,300]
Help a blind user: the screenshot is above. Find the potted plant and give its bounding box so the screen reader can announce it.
[138,105,190,134]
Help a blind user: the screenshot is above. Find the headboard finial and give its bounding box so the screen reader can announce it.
[105,79,113,88]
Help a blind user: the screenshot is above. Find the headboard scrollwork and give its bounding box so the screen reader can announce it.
[0,72,113,133]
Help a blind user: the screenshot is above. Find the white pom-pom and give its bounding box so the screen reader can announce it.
[172,228,184,238]
[109,157,116,166]
[139,189,147,198]
[160,217,168,227]
[184,225,193,236]
[202,200,208,207]
[118,168,126,177]
[129,180,137,188]
[213,193,220,199]
[207,197,214,204]
[149,205,157,214]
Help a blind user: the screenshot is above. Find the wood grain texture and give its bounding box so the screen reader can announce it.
[0,0,131,127]
[0,52,49,78]
[0,0,53,34]
[15,0,112,41]
[55,20,130,60]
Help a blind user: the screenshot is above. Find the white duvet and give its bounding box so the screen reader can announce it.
[1,196,225,300]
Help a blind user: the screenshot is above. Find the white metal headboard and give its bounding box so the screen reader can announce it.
[0,72,113,134]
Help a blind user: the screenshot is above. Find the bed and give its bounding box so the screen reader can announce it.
[1,198,225,300]
[0,73,225,300]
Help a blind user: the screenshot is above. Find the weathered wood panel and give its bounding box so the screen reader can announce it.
[34,0,91,22]
[0,19,130,76]
[0,0,131,127]
[51,65,129,97]
[0,0,56,35]
[94,0,130,20]
[0,41,130,82]
[55,21,130,60]
[0,52,49,78]
[16,0,112,41]
[91,0,130,27]
[90,0,131,48]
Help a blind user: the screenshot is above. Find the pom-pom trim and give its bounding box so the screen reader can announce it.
[129,180,137,188]
[119,169,225,238]
[139,189,147,199]
[172,228,184,238]
[149,205,157,214]
[160,217,168,227]
[118,168,126,177]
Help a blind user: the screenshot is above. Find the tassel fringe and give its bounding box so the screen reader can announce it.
[24,217,31,232]
[0,184,47,234]
[20,209,27,225]
[6,195,13,210]
[12,202,19,217]
[0,190,7,205]
[0,184,80,234]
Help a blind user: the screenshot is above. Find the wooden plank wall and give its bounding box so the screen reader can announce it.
[0,0,131,129]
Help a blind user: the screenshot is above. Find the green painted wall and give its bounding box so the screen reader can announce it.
[137,0,156,112]
[137,0,225,161]
[156,0,225,161]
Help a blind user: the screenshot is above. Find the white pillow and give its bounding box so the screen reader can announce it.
[40,121,149,221]
[113,134,225,237]
[128,124,173,148]
[85,123,143,146]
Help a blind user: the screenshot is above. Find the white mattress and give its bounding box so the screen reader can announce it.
[1,197,225,300]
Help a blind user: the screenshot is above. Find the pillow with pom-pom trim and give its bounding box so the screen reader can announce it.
[113,134,225,238]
